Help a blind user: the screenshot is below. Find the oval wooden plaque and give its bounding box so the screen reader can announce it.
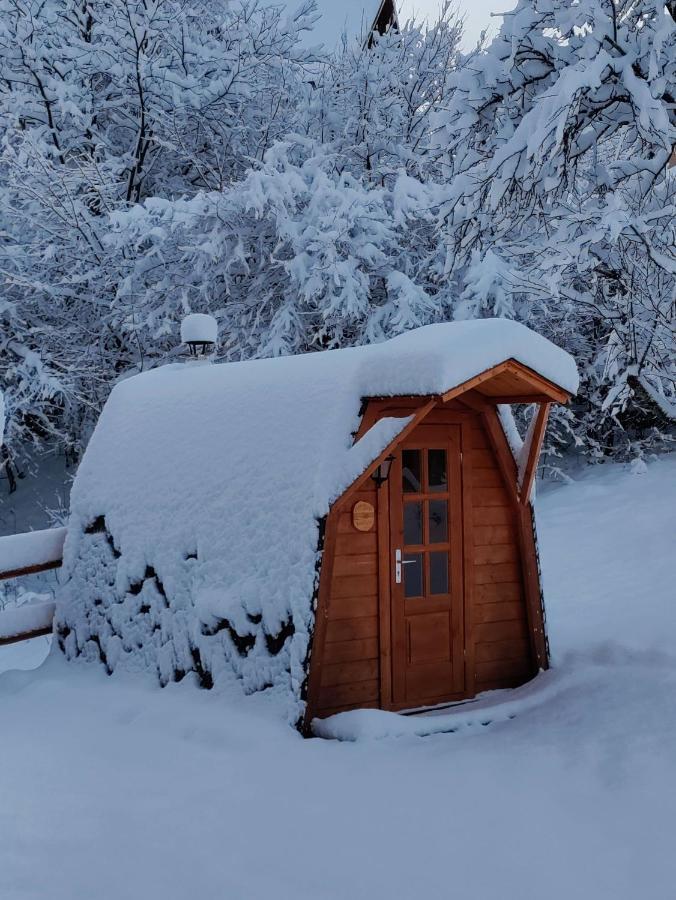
[352,500,375,532]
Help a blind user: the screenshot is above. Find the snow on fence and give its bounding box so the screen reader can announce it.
[0,527,66,580]
[0,527,65,644]
[0,600,56,645]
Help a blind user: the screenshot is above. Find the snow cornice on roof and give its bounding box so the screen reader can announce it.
[142,317,578,402]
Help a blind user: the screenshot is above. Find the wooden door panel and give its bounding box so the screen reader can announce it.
[406,661,454,701]
[407,612,451,664]
[402,595,452,615]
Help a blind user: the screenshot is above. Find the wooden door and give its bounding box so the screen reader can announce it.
[389,425,465,708]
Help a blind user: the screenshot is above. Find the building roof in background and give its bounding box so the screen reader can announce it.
[270,0,398,48]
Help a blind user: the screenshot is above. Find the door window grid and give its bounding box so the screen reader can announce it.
[402,448,450,598]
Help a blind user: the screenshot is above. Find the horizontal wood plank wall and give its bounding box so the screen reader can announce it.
[467,417,535,692]
[311,397,539,723]
[315,480,381,718]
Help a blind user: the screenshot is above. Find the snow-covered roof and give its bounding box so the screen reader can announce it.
[61,319,577,716]
[272,0,394,48]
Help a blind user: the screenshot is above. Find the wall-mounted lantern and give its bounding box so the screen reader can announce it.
[371,454,395,487]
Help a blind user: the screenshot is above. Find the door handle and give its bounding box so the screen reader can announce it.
[395,549,416,583]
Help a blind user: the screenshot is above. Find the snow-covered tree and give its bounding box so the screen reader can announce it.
[0,0,314,465]
[0,0,673,473]
[435,0,676,458]
[100,11,464,360]
[307,13,462,181]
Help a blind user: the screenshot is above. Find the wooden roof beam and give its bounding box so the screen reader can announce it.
[500,361,570,404]
[441,359,571,406]
[452,390,492,412]
[458,392,552,506]
[519,403,551,504]
[440,362,510,404]
[477,394,557,405]
[334,397,438,509]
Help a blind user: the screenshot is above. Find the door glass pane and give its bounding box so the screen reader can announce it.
[430,552,449,594]
[428,449,447,492]
[402,450,422,493]
[428,500,448,543]
[403,553,423,597]
[403,501,423,545]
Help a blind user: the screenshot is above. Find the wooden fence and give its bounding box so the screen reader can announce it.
[0,527,65,646]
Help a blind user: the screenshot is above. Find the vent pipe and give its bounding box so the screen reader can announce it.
[180,314,218,358]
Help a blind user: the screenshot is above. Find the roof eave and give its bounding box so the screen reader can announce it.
[359,359,573,409]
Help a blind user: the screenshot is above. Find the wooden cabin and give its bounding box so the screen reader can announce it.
[52,319,578,731]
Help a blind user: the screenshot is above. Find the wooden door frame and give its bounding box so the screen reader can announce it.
[376,477,393,709]
[459,418,475,700]
[383,421,470,711]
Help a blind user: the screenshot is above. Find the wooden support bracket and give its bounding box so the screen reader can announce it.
[518,403,551,504]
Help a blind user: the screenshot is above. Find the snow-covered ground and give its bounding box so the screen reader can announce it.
[0,456,674,899]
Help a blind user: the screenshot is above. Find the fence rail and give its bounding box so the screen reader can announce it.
[0,527,65,644]
[0,558,62,582]
[0,622,55,647]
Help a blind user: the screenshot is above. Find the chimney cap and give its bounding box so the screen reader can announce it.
[181,313,218,356]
